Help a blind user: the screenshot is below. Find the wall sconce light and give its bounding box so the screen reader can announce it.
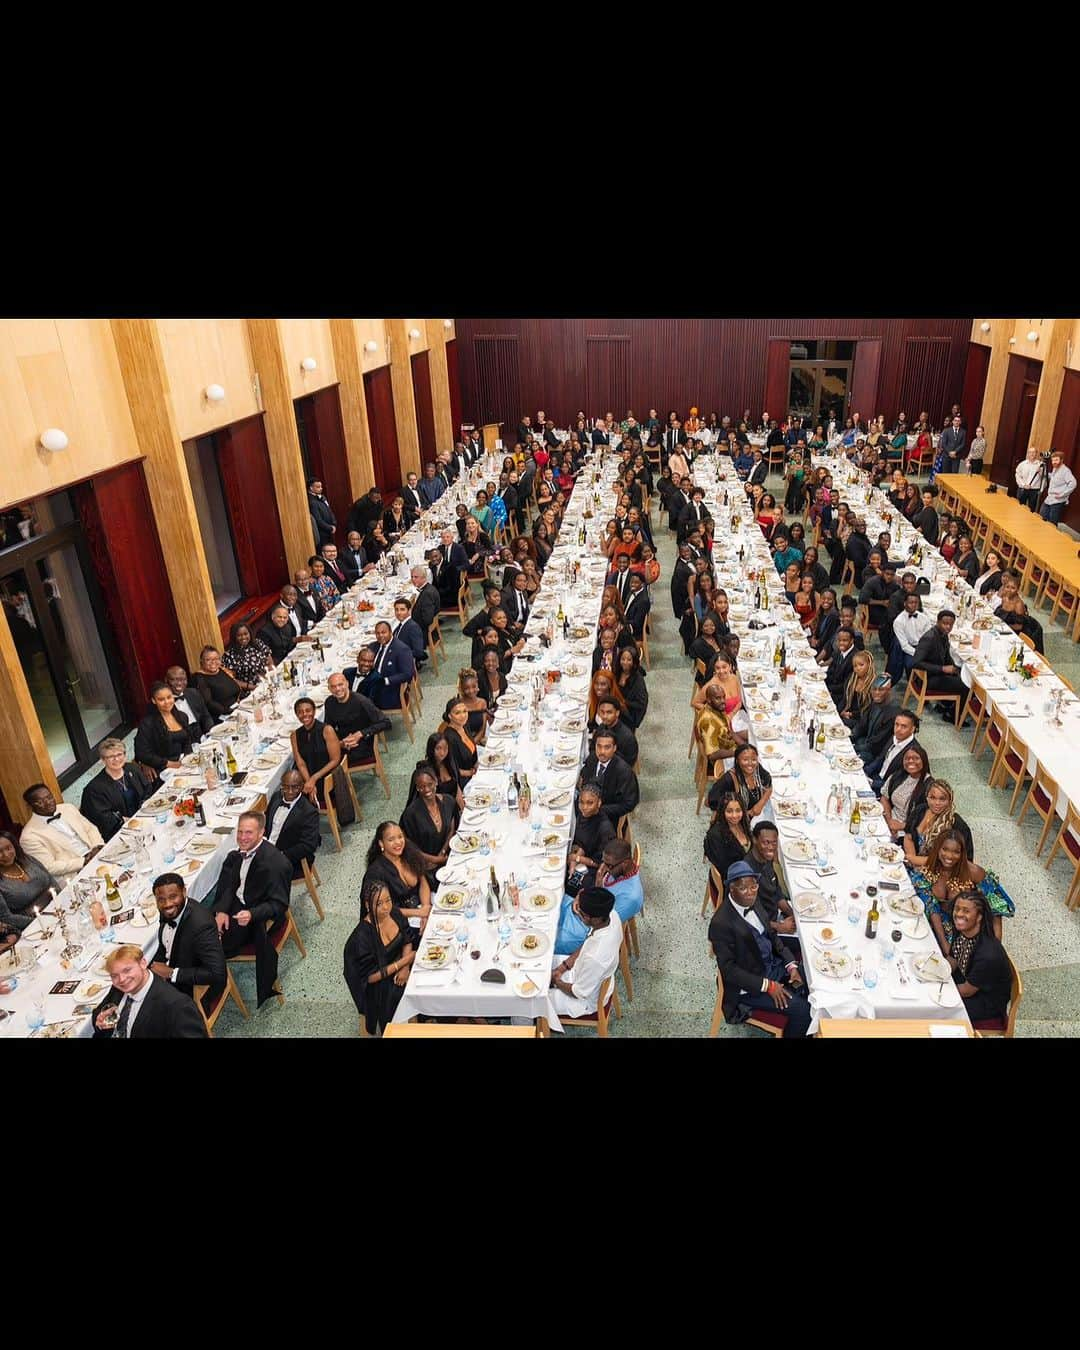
[205,384,226,403]
[1026,330,1039,343]
[408,328,421,340]
[980,322,991,333]
[301,356,317,372]
[443,318,453,329]
[1008,337,1017,345]
[364,340,378,353]
[39,428,69,453]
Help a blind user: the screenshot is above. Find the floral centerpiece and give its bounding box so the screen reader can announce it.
[1019,661,1039,682]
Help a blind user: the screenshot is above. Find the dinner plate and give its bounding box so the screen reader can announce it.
[433,888,467,911]
[756,726,782,741]
[511,930,550,959]
[560,718,587,734]
[478,750,507,769]
[812,949,852,979]
[540,855,565,873]
[783,838,816,862]
[912,952,952,984]
[835,756,864,773]
[900,914,930,941]
[498,693,523,709]
[792,892,830,919]
[416,943,454,970]
[459,810,489,830]
[466,791,493,809]
[546,812,570,828]
[541,791,572,808]
[430,916,461,938]
[513,972,545,998]
[774,800,806,819]
[811,928,846,952]
[552,753,580,769]
[928,980,962,1009]
[858,800,883,817]
[888,894,923,918]
[521,888,559,914]
[872,842,902,862]
[74,978,111,1004]
[449,834,482,854]
[185,836,219,857]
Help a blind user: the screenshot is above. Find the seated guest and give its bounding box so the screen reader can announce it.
[93,943,208,1038]
[913,610,966,713]
[477,648,508,712]
[418,462,444,507]
[708,862,810,1038]
[616,645,649,730]
[809,588,840,652]
[363,821,432,932]
[347,486,383,539]
[973,549,1004,598]
[867,709,923,795]
[0,830,59,931]
[222,621,272,691]
[19,783,104,883]
[591,625,623,675]
[943,890,1014,1025]
[265,769,321,878]
[257,605,299,667]
[423,732,464,811]
[801,546,830,595]
[902,778,973,867]
[850,675,901,766]
[320,542,351,593]
[911,829,1014,951]
[792,574,820,630]
[309,556,342,610]
[135,681,196,775]
[399,765,458,878]
[464,584,510,643]
[690,615,726,684]
[708,744,773,823]
[193,645,243,721]
[390,597,426,667]
[839,650,877,725]
[589,698,639,766]
[566,784,616,892]
[742,823,798,937]
[81,737,153,841]
[292,569,324,626]
[953,535,980,586]
[457,668,490,742]
[859,561,899,630]
[323,671,391,764]
[696,685,740,777]
[622,572,651,639]
[340,531,373,584]
[881,748,933,840]
[889,590,934,682]
[442,697,479,784]
[343,646,381,702]
[556,839,642,955]
[913,488,940,544]
[823,627,858,707]
[365,621,416,711]
[212,811,293,1008]
[148,871,226,1001]
[580,731,640,825]
[381,494,412,543]
[409,565,442,639]
[164,666,213,737]
[343,878,416,1037]
[291,697,342,806]
[501,569,532,630]
[704,792,752,889]
[548,887,624,1024]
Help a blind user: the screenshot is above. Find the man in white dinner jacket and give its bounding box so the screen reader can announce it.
[19,783,104,883]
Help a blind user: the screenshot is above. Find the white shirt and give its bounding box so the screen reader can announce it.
[43,812,84,849]
[550,913,623,1018]
[894,608,934,656]
[879,733,915,782]
[237,839,264,905]
[286,607,303,636]
[269,797,299,844]
[1015,458,1044,491]
[161,899,189,982]
[173,694,197,725]
[1045,464,1077,506]
[117,972,156,1036]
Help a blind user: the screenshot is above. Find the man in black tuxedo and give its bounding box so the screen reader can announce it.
[364,621,415,712]
[858,561,899,631]
[606,553,634,607]
[320,542,351,593]
[94,944,208,1038]
[844,518,872,574]
[81,739,154,842]
[913,609,966,710]
[277,584,311,639]
[431,532,468,608]
[622,574,651,640]
[823,628,858,708]
[292,569,325,625]
[850,677,902,766]
[265,770,321,877]
[677,489,711,543]
[670,543,694,619]
[436,451,457,487]
[257,605,299,667]
[939,415,967,475]
[212,812,293,1007]
[323,672,391,766]
[307,478,337,549]
[339,531,369,586]
[402,471,425,517]
[708,862,810,1037]
[466,430,485,460]
[665,420,687,459]
[164,666,213,737]
[668,478,693,535]
[746,449,768,488]
[517,414,533,444]
[580,732,639,825]
[346,487,383,539]
[343,647,381,701]
[148,872,226,1000]
[408,565,441,639]
[590,699,639,766]
[501,570,531,629]
[865,711,922,794]
[591,420,610,446]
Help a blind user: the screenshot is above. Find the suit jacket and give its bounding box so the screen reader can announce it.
[501,586,531,628]
[913,506,939,545]
[212,840,292,925]
[19,803,104,880]
[322,557,351,592]
[747,460,768,487]
[392,617,426,663]
[308,493,337,546]
[591,428,610,445]
[845,531,872,570]
[850,699,902,760]
[708,898,799,1022]
[825,646,856,703]
[409,582,441,637]
[346,494,383,538]
[342,666,383,702]
[294,588,323,628]
[432,550,467,607]
[95,972,209,1038]
[171,685,214,736]
[607,568,634,608]
[580,752,639,823]
[81,765,154,842]
[589,718,639,766]
[339,547,368,586]
[670,560,693,617]
[665,427,687,454]
[939,426,967,459]
[151,899,226,997]
[364,638,415,708]
[265,789,321,869]
[517,422,533,444]
[257,621,298,666]
[677,502,711,542]
[543,425,559,448]
[134,707,195,772]
[402,484,424,516]
[621,587,650,638]
[912,626,954,676]
[419,475,444,507]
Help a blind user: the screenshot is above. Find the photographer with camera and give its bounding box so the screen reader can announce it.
[1014,446,1045,512]
[1040,450,1077,525]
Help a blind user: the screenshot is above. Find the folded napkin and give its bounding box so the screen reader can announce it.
[409,969,458,988]
[928,1023,969,1038]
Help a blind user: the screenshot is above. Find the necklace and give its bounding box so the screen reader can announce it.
[1,864,28,882]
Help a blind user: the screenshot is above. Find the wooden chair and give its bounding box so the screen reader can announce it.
[618,931,634,1002]
[688,664,706,758]
[226,912,308,1004]
[971,949,1023,1038]
[558,974,621,1036]
[437,578,471,631]
[958,677,988,749]
[1011,547,1034,596]
[1023,556,1051,606]
[692,719,711,815]
[1017,631,1036,651]
[990,725,1032,813]
[903,442,933,477]
[979,703,1009,777]
[322,771,344,851]
[708,970,785,1038]
[193,968,249,1036]
[901,667,963,725]
[385,679,416,743]
[345,743,391,800]
[1044,571,1078,629]
[637,614,651,670]
[426,617,447,673]
[293,856,325,921]
[1044,801,1080,909]
[700,863,724,918]
[616,811,634,848]
[1015,760,1061,857]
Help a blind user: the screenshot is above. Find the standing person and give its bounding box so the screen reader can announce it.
[307,477,337,549]
[93,944,208,1038]
[1040,450,1077,524]
[212,812,293,1007]
[1015,446,1045,511]
[938,415,967,476]
[966,425,987,477]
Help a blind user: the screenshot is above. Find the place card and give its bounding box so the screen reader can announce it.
[110,909,135,926]
[49,980,80,996]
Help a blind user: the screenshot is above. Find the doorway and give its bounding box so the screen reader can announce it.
[0,500,126,785]
[786,341,854,428]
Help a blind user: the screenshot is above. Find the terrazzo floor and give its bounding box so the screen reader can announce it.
[64,476,1080,1038]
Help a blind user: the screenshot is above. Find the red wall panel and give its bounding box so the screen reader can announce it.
[363,365,401,498]
[216,415,287,593]
[298,386,352,534]
[453,318,973,434]
[960,342,991,437]
[410,350,437,464]
[446,338,463,442]
[74,460,184,711]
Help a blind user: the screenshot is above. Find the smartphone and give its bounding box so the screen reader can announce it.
[230,772,248,786]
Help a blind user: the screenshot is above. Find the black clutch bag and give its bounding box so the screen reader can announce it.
[480,968,506,984]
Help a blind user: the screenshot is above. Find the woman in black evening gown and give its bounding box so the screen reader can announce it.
[343,878,415,1036]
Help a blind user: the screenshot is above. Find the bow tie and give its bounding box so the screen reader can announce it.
[240,848,259,860]
[47,814,61,824]
[164,918,177,928]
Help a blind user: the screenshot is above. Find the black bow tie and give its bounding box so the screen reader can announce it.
[164,918,177,928]
[47,814,61,823]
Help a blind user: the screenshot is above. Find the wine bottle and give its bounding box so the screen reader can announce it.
[556,600,565,627]
[507,773,519,811]
[762,581,769,610]
[226,742,238,777]
[518,773,531,819]
[1008,645,1017,673]
[849,798,862,834]
[773,642,782,668]
[485,868,500,923]
[194,794,206,828]
[105,873,123,913]
[864,891,879,940]
[807,717,816,751]
[815,721,826,753]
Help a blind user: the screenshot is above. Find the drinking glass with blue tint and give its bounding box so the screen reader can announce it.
[805,800,817,826]
[27,998,45,1033]
[498,915,512,947]
[847,902,861,926]
[790,763,801,785]
[863,963,879,991]
[456,921,469,960]
[489,791,502,817]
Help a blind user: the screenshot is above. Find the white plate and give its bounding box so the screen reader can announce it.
[74,978,111,1003]
[449,834,483,855]
[900,914,930,941]
[416,943,455,970]
[812,949,852,979]
[466,791,493,808]
[783,838,816,862]
[811,929,846,952]
[513,972,545,998]
[511,931,550,959]
[546,812,571,828]
[433,889,468,912]
[913,952,952,984]
[540,855,565,873]
[792,892,830,919]
[430,916,460,938]
[888,894,923,918]
[928,980,962,1009]
[521,889,560,914]
[541,791,572,808]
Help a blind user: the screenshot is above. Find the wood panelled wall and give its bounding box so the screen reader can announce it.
[454,319,972,432]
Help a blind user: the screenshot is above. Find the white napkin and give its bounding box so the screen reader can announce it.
[928,1023,969,1038]
[409,969,458,988]
[889,975,921,1000]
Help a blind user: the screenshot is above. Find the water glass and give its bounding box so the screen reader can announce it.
[498,916,512,945]
[489,795,502,817]
[847,902,860,926]
[882,941,896,963]
[157,812,168,827]
[790,765,801,784]
[805,801,817,826]
[863,963,879,991]
[163,849,176,866]
[27,999,46,1033]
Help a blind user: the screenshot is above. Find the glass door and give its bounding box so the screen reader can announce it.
[788,361,853,427]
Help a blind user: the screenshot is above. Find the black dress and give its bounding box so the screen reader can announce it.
[464,706,488,740]
[704,825,750,885]
[294,720,334,805]
[193,669,242,721]
[443,725,478,779]
[708,766,773,815]
[400,793,458,876]
[134,709,195,772]
[571,811,615,866]
[343,907,413,1035]
[363,854,423,913]
[617,671,649,729]
[689,638,724,684]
